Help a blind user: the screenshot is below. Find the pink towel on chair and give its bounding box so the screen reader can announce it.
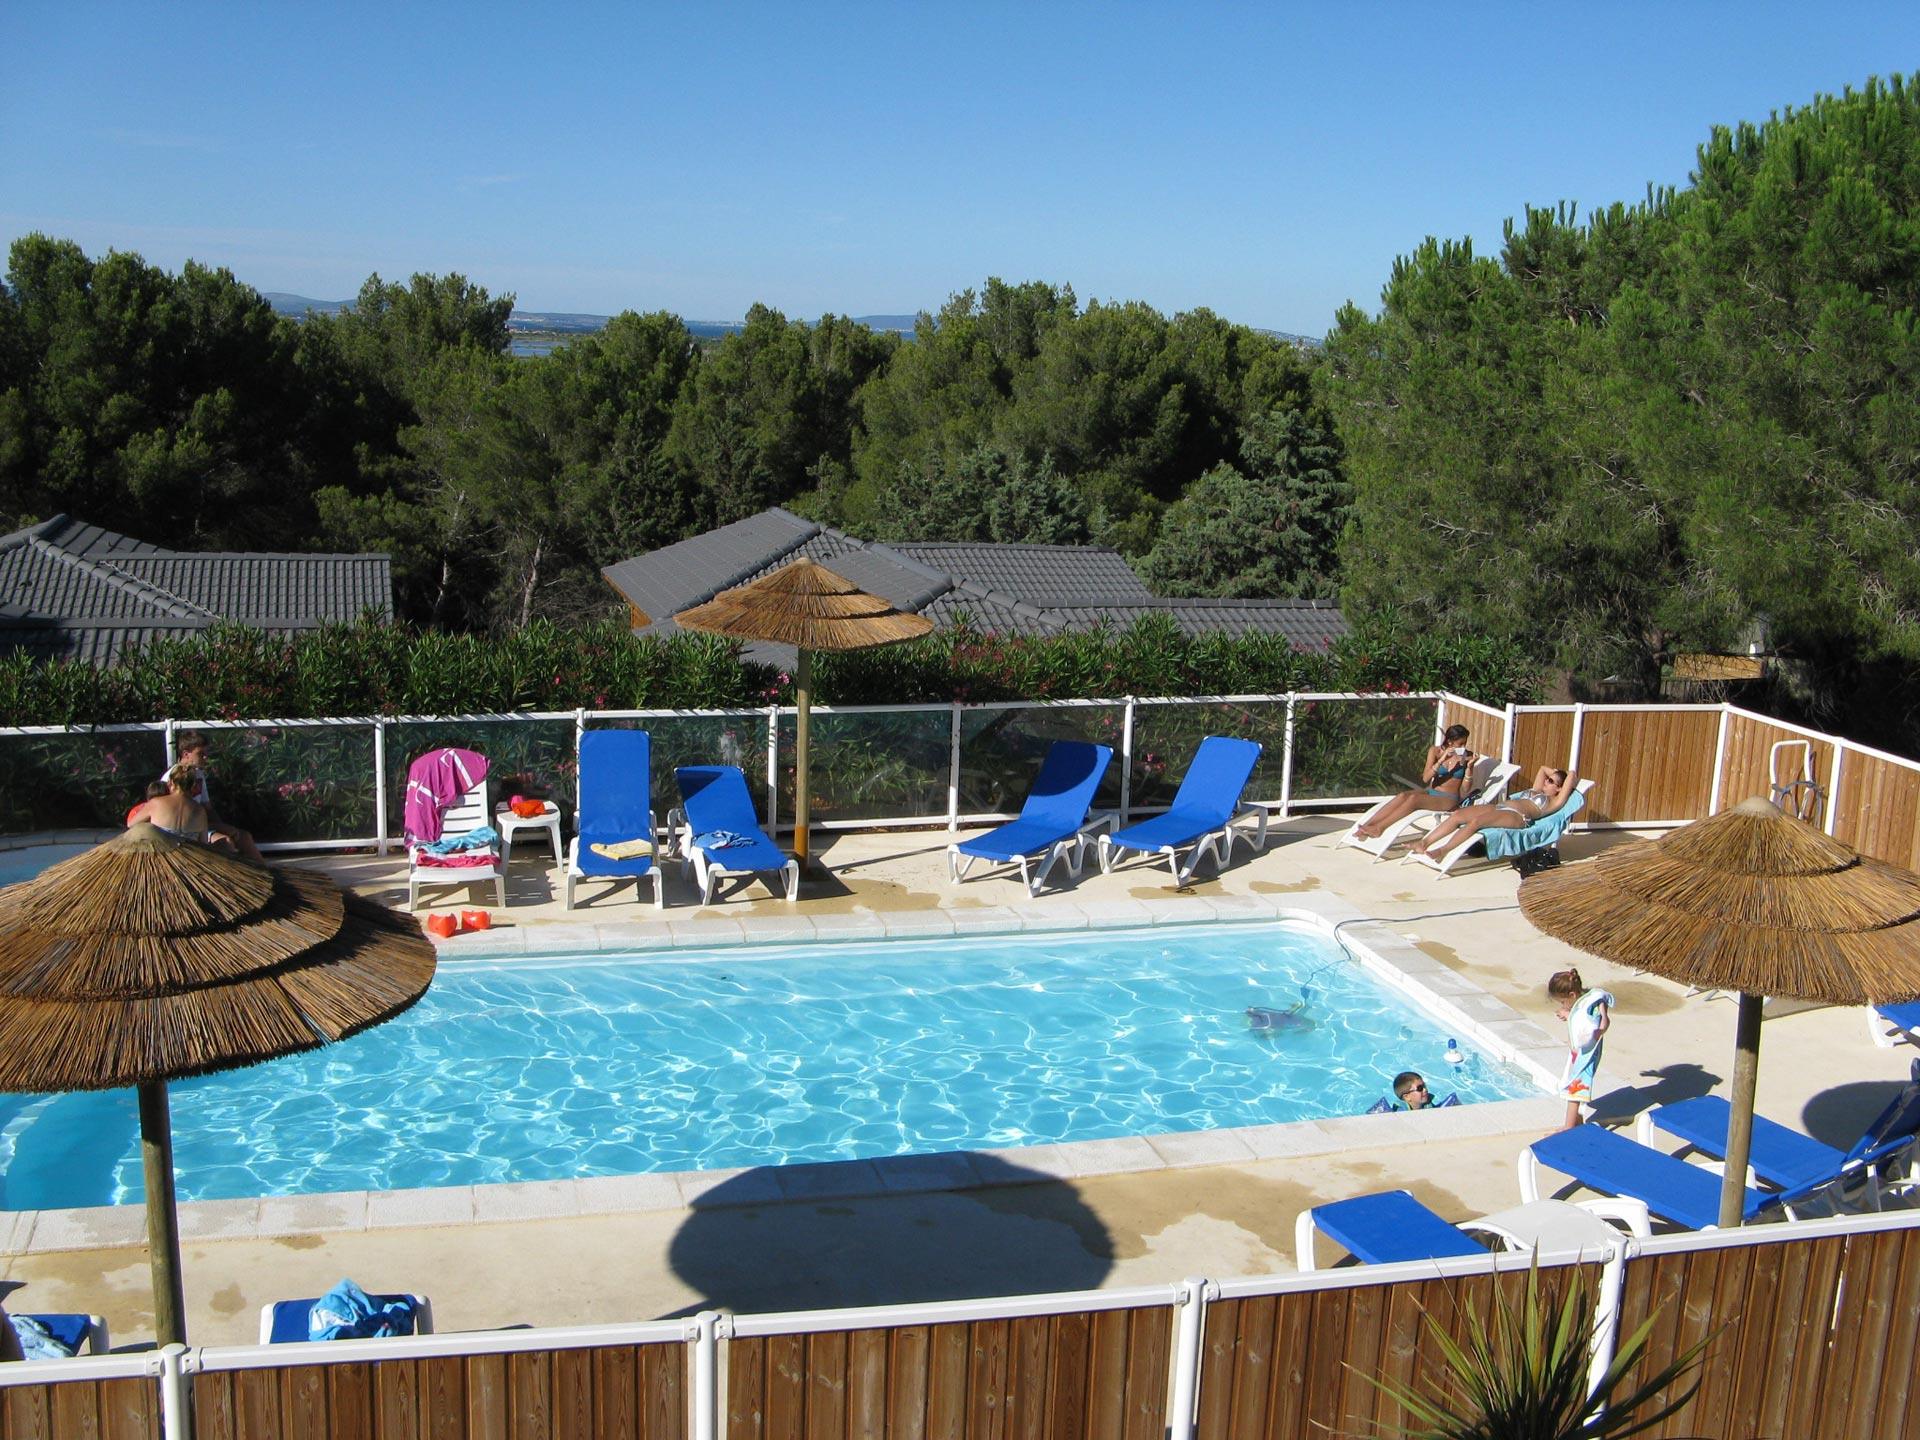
[411,852,497,869]
[403,749,489,844]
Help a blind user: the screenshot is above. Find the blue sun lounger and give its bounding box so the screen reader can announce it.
[1637,1060,1920,1205]
[260,1293,433,1344]
[1521,1123,1850,1230]
[1097,735,1267,884]
[949,740,1114,895]
[1294,1188,1648,1271]
[567,729,663,910]
[675,765,799,906]
[13,1312,108,1356]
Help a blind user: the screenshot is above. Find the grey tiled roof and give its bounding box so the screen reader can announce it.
[889,543,1154,604]
[1045,599,1350,648]
[0,514,394,665]
[607,506,1347,667]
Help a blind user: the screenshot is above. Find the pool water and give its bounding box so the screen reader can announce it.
[0,923,1534,1209]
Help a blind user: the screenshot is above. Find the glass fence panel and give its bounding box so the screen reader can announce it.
[956,705,1128,816]
[386,718,578,840]
[589,713,775,822]
[775,708,952,824]
[1288,696,1437,803]
[0,729,168,835]
[197,724,380,844]
[1128,700,1292,812]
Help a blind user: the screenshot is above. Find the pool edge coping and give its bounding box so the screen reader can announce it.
[4,893,1568,1255]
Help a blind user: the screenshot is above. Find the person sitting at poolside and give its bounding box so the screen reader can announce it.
[1409,767,1580,860]
[1350,725,1478,840]
[160,732,261,860]
[136,762,220,846]
[126,778,169,827]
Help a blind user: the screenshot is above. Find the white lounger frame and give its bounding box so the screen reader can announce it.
[408,777,505,910]
[1336,758,1519,860]
[1403,778,1595,877]
[564,810,666,910]
[947,814,1116,896]
[1097,805,1269,886]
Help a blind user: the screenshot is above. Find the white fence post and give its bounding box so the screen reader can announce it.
[1278,695,1296,820]
[1502,703,1517,766]
[1120,698,1136,827]
[373,719,389,855]
[1166,1277,1212,1440]
[948,702,963,833]
[766,705,781,837]
[160,1343,192,1440]
[1826,742,1847,837]
[1707,705,1730,816]
[1585,1235,1634,1417]
[1569,702,1585,773]
[693,1310,722,1440]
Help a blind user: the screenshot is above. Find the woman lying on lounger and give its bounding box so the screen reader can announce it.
[1408,767,1580,859]
[1349,725,1478,840]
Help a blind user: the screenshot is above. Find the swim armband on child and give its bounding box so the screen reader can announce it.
[1366,1092,1461,1114]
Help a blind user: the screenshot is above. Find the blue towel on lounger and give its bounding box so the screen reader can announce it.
[693,829,753,850]
[308,1278,418,1341]
[8,1314,77,1359]
[1481,790,1585,859]
[420,825,499,856]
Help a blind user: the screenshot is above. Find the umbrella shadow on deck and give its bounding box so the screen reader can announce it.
[1586,1063,1722,1125]
[1800,1076,1920,1150]
[663,1153,1114,1317]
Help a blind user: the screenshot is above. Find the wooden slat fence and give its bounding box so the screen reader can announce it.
[1195,1264,1601,1440]
[0,1375,158,1440]
[191,1343,685,1440]
[1435,697,1505,763]
[1475,700,1920,865]
[1715,711,1838,821]
[725,1308,1173,1440]
[1830,747,1920,873]
[1620,1222,1920,1440]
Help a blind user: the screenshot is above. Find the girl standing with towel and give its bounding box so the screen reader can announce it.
[1549,967,1613,1130]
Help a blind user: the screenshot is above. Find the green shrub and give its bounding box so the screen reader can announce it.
[0,615,1541,728]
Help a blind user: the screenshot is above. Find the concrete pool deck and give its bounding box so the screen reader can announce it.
[4,815,1918,1345]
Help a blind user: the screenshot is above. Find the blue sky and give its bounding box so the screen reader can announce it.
[5,3,1918,334]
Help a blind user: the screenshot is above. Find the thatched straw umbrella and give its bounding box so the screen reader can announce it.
[0,824,435,1345]
[1518,795,1920,1228]
[675,560,932,867]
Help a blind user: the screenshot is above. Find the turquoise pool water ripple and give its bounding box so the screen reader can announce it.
[0,923,1536,1208]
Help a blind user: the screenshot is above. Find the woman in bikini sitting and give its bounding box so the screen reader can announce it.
[1408,766,1580,859]
[1349,725,1478,840]
[131,762,220,846]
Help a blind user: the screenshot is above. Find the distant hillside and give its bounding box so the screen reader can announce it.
[260,295,1313,345]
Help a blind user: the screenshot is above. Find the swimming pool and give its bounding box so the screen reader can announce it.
[0,922,1535,1210]
[0,843,88,887]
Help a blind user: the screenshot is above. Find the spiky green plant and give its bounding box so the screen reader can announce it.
[1353,1257,1711,1440]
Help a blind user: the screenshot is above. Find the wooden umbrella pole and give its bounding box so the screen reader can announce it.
[1717,992,1765,1229]
[793,648,812,868]
[138,1078,188,1346]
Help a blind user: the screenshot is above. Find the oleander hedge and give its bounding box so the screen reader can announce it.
[0,615,1539,728]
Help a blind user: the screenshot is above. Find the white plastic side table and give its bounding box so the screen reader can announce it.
[494,801,563,865]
